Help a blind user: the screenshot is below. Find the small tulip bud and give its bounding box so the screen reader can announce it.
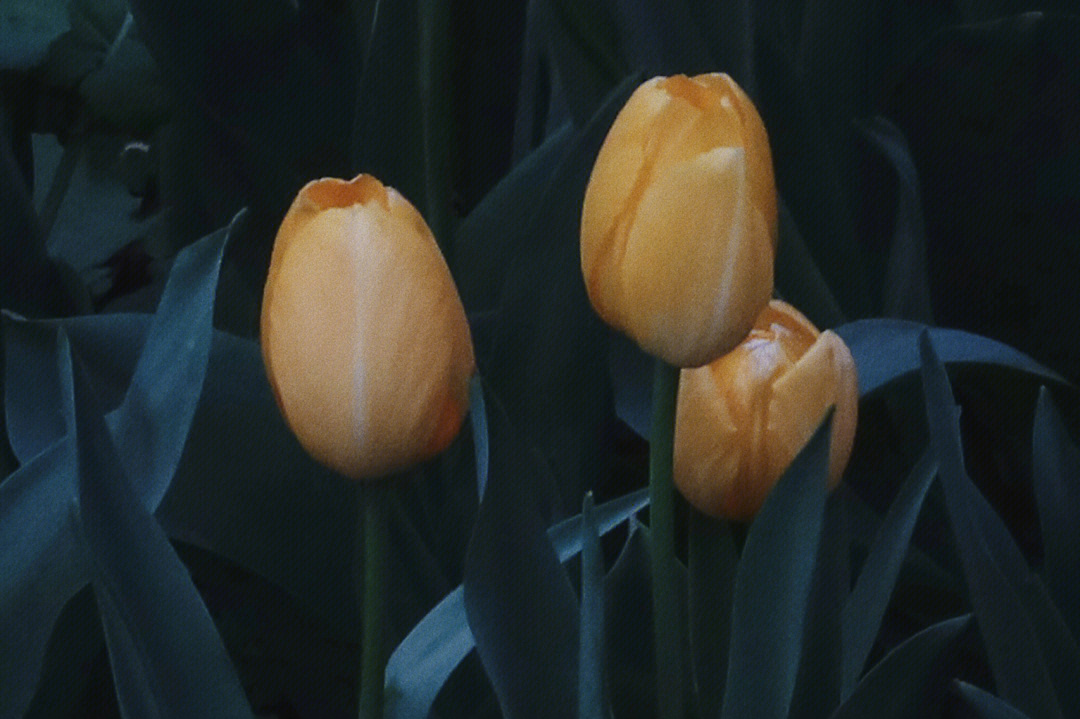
[581,73,777,368]
[673,300,858,520]
[260,174,475,479]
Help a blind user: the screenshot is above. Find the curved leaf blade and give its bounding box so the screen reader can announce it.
[920,332,1064,719]
[838,320,1068,397]
[720,414,832,719]
[1032,387,1080,639]
[831,615,970,719]
[842,446,938,696]
[954,681,1034,719]
[385,490,647,719]
[68,335,254,718]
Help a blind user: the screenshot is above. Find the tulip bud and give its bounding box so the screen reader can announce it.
[261,174,475,479]
[673,300,858,520]
[581,73,777,368]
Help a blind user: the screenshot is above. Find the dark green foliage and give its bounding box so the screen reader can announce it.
[4,0,1080,717]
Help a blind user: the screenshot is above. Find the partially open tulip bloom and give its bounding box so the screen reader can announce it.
[261,174,475,479]
[581,73,777,368]
[673,300,858,520]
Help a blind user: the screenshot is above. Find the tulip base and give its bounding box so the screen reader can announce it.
[359,482,389,719]
[650,360,685,719]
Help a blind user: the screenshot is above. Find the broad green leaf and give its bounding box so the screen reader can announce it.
[541,0,625,127]
[384,489,647,719]
[0,0,69,69]
[775,197,846,330]
[1032,387,1080,639]
[954,682,1034,719]
[0,438,88,719]
[65,335,254,718]
[482,74,637,507]
[920,332,1064,719]
[453,122,574,314]
[842,447,938,696]
[831,615,970,719]
[790,495,847,719]
[605,521,656,719]
[855,116,934,323]
[837,320,1068,397]
[687,511,736,719]
[720,415,831,719]
[607,0,711,77]
[1,127,76,317]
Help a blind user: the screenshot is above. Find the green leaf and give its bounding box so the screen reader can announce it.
[775,197,846,330]
[482,74,638,507]
[920,332,1065,719]
[720,413,832,719]
[1032,387,1080,639]
[855,116,934,324]
[541,0,625,127]
[453,122,574,314]
[604,521,656,718]
[687,511,736,719]
[831,615,971,719]
[469,375,489,501]
[44,133,147,273]
[384,489,647,719]
[0,436,89,718]
[579,492,609,719]
[1,126,76,316]
[953,681,1034,719]
[0,0,69,69]
[842,447,938,696]
[790,494,847,719]
[351,0,427,229]
[65,334,254,718]
[107,211,238,509]
[837,320,1069,397]
[608,0,712,77]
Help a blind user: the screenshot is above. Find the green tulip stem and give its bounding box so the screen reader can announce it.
[650,359,684,719]
[359,482,388,719]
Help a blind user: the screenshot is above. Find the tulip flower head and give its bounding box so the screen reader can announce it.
[673,300,858,520]
[581,73,777,367]
[261,174,475,479]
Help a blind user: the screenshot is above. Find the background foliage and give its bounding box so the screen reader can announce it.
[2,0,1079,717]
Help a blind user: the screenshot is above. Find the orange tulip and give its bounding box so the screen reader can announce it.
[581,73,777,368]
[261,174,475,479]
[674,300,858,520]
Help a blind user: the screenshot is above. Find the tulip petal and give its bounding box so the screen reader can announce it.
[620,146,770,367]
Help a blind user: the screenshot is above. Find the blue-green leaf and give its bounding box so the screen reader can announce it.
[920,332,1064,719]
[720,414,832,719]
[854,116,934,324]
[579,492,608,719]
[107,210,238,510]
[1032,387,1080,639]
[954,681,1034,719]
[791,494,847,719]
[0,439,88,719]
[469,375,489,502]
[688,511,736,719]
[839,320,1068,397]
[831,615,971,719]
[0,0,69,69]
[605,521,656,719]
[385,490,647,719]
[67,335,254,718]
[482,74,638,507]
[842,446,938,696]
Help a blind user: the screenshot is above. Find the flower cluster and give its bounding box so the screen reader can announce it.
[582,73,858,519]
